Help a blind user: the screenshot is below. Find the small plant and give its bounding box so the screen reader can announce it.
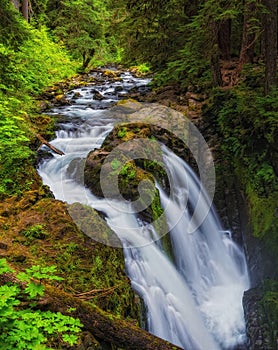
[117,127,127,139]
[120,163,136,180]
[0,259,83,349]
[21,224,48,241]
[130,63,151,74]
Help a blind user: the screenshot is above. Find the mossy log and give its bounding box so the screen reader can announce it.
[45,284,183,350]
[0,273,183,350]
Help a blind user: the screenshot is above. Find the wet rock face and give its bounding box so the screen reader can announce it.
[83,105,200,204]
[243,288,273,350]
[83,115,201,216]
[84,123,170,225]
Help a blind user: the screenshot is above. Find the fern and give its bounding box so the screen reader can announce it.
[0,259,82,349]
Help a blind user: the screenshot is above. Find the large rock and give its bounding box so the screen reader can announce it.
[84,102,213,256]
[243,287,274,350]
[83,102,215,208]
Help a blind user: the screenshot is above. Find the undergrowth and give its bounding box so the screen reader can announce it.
[0,259,82,349]
[0,24,77,197]
[203,86,278,239]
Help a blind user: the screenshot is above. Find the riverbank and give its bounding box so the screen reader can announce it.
[1,66,277,349]
[118,69,278,349]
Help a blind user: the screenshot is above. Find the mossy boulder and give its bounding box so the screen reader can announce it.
[83,117,200,258]
[0,191,139,321]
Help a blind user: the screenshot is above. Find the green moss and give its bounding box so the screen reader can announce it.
[117,127,127,138]
[261,280,278,346]
[203,87,278,242]
[0,197,140,325]
[150,192,173,260]
[151,193,163,221]
[20,224,48,246]
[246,185,278,239]
[120,162,137,180]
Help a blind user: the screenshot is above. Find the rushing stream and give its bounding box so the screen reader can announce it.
[38,70,250,350]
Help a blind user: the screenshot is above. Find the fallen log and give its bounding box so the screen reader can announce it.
[36,133,65,156]
[0,273,183,350]
[45,284,184,350]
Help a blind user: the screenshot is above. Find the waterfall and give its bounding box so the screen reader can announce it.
[38,70,250,350]
[159,146,250,348]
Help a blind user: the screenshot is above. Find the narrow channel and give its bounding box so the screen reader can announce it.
[38,69,250,350]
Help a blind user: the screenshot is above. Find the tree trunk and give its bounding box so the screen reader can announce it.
[210,22,223,87]
[211,50,223,87]
[238,0,257,73]
[219,19,231,60]
[0,273,183,350]
[22,0,29,21]
[82,48,95,71]
[263,0,277,94]
[46,285,184,350]
[10,0,20,10]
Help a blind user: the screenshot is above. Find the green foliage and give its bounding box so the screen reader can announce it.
[203,86,278,239]
[117,127,127,138]
[120,163,136,180]
[262,280,278,345]
[131,64,151,74]
[0,19,76,197]
[17,264,63,298]
[0,259,82,349]
[10,27,76,93]
[154,45,211,88]
[30,0,49,25]
[116,0,191,68]
[21,224,48,241]
[49,0,116,69]
[0,96,33,196]
[0,0,30,48]
[154,0,240,88]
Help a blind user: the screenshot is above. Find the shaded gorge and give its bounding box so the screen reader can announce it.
[38,69,250,350]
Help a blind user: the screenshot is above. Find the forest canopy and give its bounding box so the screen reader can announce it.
[5,0,277,92]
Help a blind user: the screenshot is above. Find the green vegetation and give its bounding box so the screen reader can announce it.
[120,162,137,180]
[117,126,128,139]
[0,2,77,197]
[49,0,114,69]
[0,0,277,347]
[0,98,33,196]
[262,280,278,345]
[21,224,48,244]
[0,258,82,349]
[203,84,278,240]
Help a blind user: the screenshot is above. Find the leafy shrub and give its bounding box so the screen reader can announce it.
[0,259,82,349]
[8,27,76,94]
[0,96,33,196]
[0,0,30,49]
[0,24,77,197]
[203,87,278,239]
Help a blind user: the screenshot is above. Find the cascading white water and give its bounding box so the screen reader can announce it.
[159,146,250,349]
[38,70,250,350]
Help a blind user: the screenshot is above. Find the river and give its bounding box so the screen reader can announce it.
[38,69,250,350]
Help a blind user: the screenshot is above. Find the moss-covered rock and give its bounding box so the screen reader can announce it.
[84,117,202,258]
[0,190,140,323]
